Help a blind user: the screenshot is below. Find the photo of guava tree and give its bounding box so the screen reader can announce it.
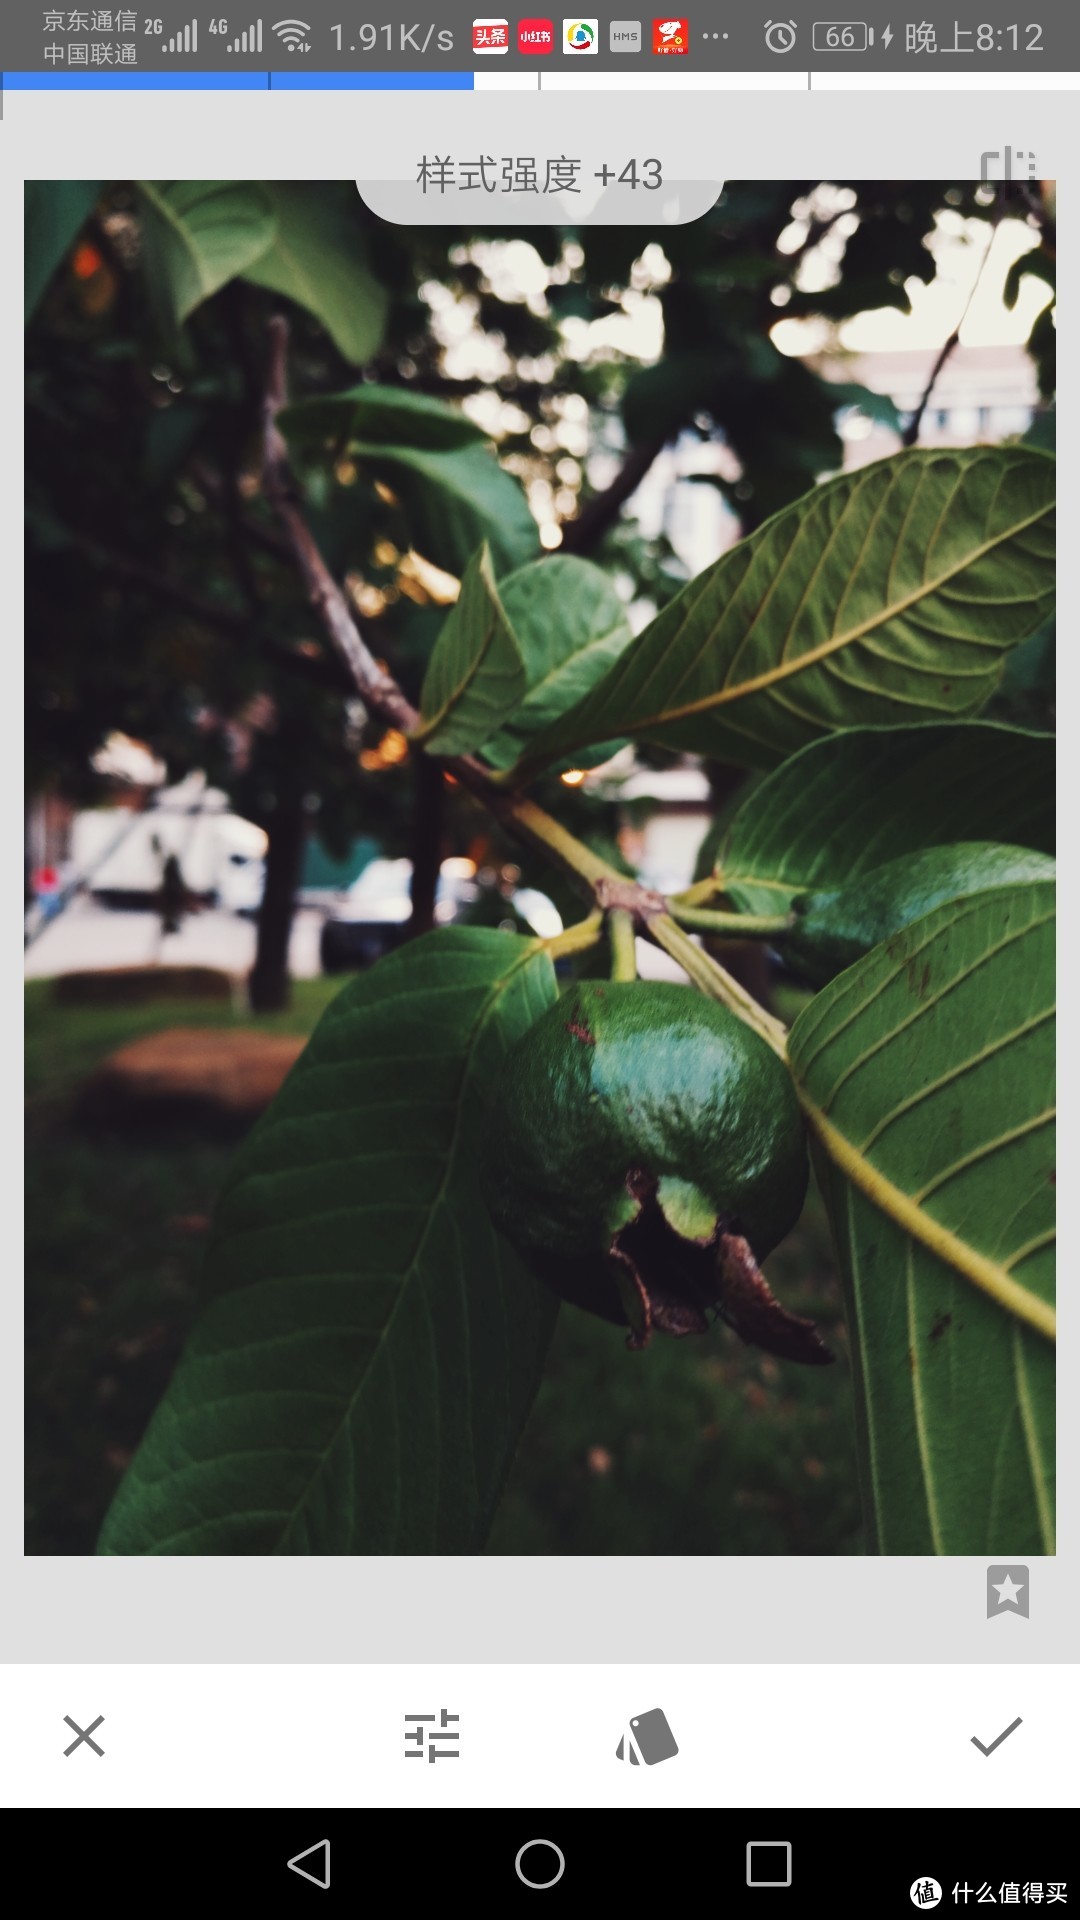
[25,181,1054,1556]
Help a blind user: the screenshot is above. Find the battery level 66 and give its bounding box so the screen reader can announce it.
[812,20,873,50]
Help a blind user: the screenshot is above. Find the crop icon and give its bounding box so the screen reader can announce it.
[272,18,312,51]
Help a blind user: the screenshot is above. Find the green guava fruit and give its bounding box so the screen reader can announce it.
[780,842,1056,989]
[482,980,829,1364]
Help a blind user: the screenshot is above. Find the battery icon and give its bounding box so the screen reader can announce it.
[812,20,873,50]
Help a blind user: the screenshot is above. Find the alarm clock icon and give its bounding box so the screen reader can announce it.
[764,19,798,52]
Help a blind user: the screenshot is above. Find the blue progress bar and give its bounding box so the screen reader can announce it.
[2,69,473,89]
[2,70,267,87]
[269,71,473,88]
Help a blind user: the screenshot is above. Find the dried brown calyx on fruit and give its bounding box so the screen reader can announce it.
[482,981,831,1365]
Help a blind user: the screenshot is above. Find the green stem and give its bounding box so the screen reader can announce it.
[543,909,604,962]
[671,903,796,939]
[608,909,638,982]
[494,789,623,894]
[488,787,787,1055]
[669,875,724,909]
[648,914,789,1060]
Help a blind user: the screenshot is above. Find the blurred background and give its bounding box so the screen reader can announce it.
[25,179,1055,1554]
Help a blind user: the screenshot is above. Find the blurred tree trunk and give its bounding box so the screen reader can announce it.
[249,798,306,1013]
[406,753,444,940]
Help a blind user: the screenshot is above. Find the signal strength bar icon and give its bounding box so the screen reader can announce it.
[226,19,263,52]
[162,17,197,51]
[272,18,312,51]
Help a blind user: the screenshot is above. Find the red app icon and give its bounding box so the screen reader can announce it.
[518,17,555,53]
[472,18,510,54]
[652,17,689,54]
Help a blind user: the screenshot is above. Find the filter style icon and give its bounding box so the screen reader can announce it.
[272,18,312,51]
[226,19,263,52]
[161,16,197,51]
[615,1708,679,1766]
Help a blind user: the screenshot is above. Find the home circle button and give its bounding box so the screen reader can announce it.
[514,1840,566,1889]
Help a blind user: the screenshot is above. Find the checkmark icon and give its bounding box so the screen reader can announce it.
[971,1715,1022,1757]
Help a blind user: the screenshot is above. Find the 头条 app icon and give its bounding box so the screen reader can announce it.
[519,17,555,53]
[472,17,509,54]
[563,18,598,54]
[653,17,689,54]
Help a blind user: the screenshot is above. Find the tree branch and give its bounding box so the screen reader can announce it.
[901,331,962,450]
[73,534,251,637]
[557,432,667,555]
[407,750,444,939]
[902,212,1003,448]
[259,316,788,1053]
[261,315,420,735]
[70,532,352,695]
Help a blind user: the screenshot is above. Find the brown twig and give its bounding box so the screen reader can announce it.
[262,316,420,735]
[260,321,666,908]
[70,531,352,695]
[258,316,788,1053]
[557,432,667,555]
[407,751,445,938]
[902,210,1004,448]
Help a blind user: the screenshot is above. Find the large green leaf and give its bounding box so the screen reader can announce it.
[97,930,559,1555]
[483,555,634,772]
[789,884,1055,1555]
[512,447,1055,776]
[281,384,538,578]
[24,181,102,324]
[715,722,1055,916]
[242,183,388,365]
[281,384,491,453]
[415,546,527,756]
[354,443,537,580]
[137,181,276,326]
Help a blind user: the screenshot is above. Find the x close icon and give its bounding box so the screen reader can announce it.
[63,1715,105,1758]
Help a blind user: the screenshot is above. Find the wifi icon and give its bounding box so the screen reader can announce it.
[272,17,312,50]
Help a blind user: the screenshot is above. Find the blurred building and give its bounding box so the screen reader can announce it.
[624,341,1040,584]
[832,342,1040,464]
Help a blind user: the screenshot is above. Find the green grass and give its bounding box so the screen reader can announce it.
[25,976,344,1123]
[25,976,863,1558]
[488,1188,861,1556]
[25,978,343,1557]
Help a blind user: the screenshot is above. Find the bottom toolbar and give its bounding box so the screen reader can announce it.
[3,1663,1074,1811]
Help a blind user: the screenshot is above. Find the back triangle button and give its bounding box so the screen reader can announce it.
[287,1840,331,1889]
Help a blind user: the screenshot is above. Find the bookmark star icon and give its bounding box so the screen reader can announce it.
[986,1565,1029,1619]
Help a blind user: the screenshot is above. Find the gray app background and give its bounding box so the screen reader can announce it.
[6,83,1070,1672]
